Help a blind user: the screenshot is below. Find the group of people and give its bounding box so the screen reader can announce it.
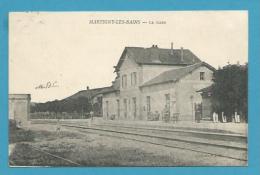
[212,111,241,123]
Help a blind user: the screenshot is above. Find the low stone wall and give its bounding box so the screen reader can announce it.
[30,112,91,119]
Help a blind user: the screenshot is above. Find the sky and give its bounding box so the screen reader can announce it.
[9,11,248,102]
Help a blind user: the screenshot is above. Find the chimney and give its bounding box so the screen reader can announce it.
[170,42,174,55]
[227,60,230,65]
[181,47,184,62]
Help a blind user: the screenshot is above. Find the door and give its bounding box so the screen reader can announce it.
[165,93,170,113]
[195,103,202,122]
[123,99,127,118]
[132,97,137,119]
[105,101,109,119]
[146,96,151,117]
[116,99,120,119]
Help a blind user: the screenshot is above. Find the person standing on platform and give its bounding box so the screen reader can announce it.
[90,111,94,121]
[235,111,240,123]
[222,112,227,123]
[213,112,219,123]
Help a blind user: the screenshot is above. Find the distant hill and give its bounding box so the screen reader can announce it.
[30,86,115,113]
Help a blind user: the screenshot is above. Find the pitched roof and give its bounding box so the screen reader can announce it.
[92,86,119,96]
[65,86,115,100]
[197,85,213,93]
[114,46,202,72]
[141,62,216,87]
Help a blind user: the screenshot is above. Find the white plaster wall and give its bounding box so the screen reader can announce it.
[176,66,213,121]
[118,54,143,120]
[119,54,141,91]
[9,94,30,126]
[141,83,176,120]
[102,92,119,120]
[140,66,214,121]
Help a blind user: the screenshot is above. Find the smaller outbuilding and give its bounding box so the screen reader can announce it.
[9,94,31,126]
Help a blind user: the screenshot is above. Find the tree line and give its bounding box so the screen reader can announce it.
[31,97,93,113]
[211,63,248,122]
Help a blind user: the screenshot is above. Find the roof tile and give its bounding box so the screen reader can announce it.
[115,46,202,71]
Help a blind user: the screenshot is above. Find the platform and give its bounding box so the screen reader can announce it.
[93,118,247,136]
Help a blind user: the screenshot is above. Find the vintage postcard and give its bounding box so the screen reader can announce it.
[8,11,248,167]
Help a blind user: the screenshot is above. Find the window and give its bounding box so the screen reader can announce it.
[131,73,133,86]
[165,94,170,109]
[200,72,205,80]
[122,75,127,88]
[131,72,137,86]
[125,75,127,87]
[128,99,131,113]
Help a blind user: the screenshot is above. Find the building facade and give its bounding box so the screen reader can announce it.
[102,45,215,122]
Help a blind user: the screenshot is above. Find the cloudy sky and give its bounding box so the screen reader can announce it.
[9,11,248,102]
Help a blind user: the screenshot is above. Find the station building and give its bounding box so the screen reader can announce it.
[101,45,215,122]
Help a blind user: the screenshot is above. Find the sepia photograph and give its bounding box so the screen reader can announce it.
[8,11,248,167]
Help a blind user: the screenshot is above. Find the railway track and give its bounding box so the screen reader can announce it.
[10,143,81,167]
[29,144,81,166]
[30,119,247,162]
[92,123,247,143]
[60,123,247,162]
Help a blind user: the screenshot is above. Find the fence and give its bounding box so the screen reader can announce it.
[30,112,91,120]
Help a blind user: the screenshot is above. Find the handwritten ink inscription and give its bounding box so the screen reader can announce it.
[35,81,58,89]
